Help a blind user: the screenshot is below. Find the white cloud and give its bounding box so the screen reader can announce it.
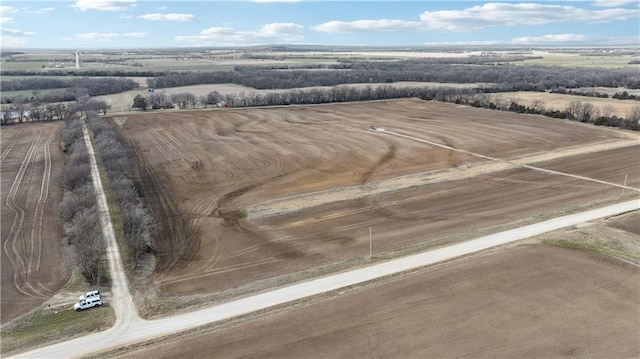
[1,17,13,24]
[175,23,304,46]
[73,32,146,41]
[313,19,423,33]
[36,7,55,13]
[511,34,593,44]
[424,40,504,46]
[137,13,195,21]
[1,27,36,47]
[71,0,136,12]
[120,13,133,19]
[0,6,17,13]
[419,2,639,32]
[591,0,637,7]
[157,6,167,10]
[511,33,639,45]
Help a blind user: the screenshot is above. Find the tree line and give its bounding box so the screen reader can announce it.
[1,77,139,104]
[147,61,640,90]
[1,97,110,125]
[56,116,105,284]
[550,87,640,100]
[86,111,156,269]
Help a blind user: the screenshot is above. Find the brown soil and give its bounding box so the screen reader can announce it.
[115,244,640,359]
[0,122,70,324]
[111,99,638,299]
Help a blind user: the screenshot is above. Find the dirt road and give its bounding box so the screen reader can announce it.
[11,199,639,358]
[82,123,140,326]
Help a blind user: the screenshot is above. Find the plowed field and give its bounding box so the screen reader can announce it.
[117,244,640,358]
[112,99,639,297]
[1,122,70,324]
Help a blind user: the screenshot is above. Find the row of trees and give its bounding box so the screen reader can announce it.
[56,117,105,284]
[147,61,640,90]
[455,94,639,130]
[86,111,155,268]
[1,77,138,104]
[1,77,139,93]
[1,98,110,126]
[550,88,640,100]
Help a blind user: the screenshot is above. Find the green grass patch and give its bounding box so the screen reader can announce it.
[238,209,248,218]
[0,305,115,356]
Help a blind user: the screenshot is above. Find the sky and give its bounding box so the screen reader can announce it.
[0,0,639,48]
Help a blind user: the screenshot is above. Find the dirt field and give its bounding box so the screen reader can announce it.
[491,91,639,118]
[111,99,639,302]
[114,243,640,358]
[0,122,70,324]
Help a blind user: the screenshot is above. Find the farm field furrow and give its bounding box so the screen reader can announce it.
[113,99,638,300]
[0,123,69,324]
[115,244,640,359]
[534,145,640,187]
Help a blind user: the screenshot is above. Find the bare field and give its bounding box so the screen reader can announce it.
[0,122,70,324]
[516,52,640,68]
[491,91,640,117]
[111,99,638,300]
[115,244,640,359]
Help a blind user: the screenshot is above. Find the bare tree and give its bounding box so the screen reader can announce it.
[627,106,640,130]
[565,100,583,121]
[531,99,546,113]
[599,104,616,119]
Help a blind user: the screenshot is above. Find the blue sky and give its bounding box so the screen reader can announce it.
[1,1,638,48]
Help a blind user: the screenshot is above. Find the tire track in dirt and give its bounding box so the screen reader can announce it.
[2,130,51,299]
[0,134,18,163]
[117,125,200,274]
[27,128,57,296]
[4,131,41,298]
[156,127,199,165]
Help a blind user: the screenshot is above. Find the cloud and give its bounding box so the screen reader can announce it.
[157,6,167,10]
[137,13,195,21]
[419,2,639,32]
[424,40,504,46]
[591,0,637,7]
[72,32,146,41]
[120,13,133,19]
[0,5,17,13]
[71,0,136,12]
[1,27,36,47]
[511,33,639,45]
[313,19,423,33]
[1,17,13,24]
[175,23,303,46]
[36,7,56,13]
[511,33,593,44]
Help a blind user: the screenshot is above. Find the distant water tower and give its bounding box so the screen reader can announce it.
[75,50,80,69]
